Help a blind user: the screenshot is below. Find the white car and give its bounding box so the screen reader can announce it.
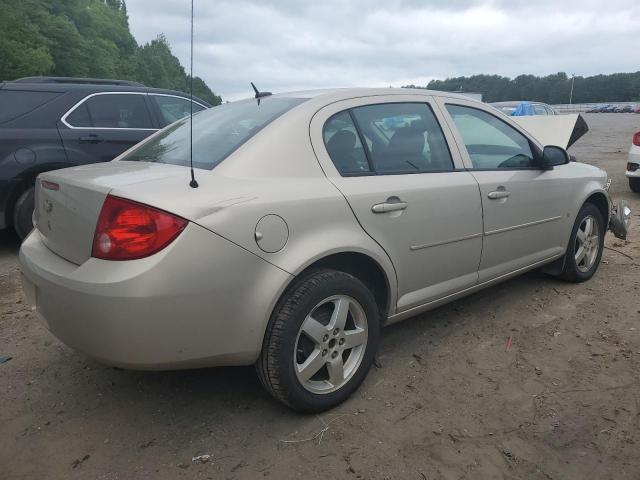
[627,131,640,192]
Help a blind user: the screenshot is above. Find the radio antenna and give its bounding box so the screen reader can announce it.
[188,0,198,188]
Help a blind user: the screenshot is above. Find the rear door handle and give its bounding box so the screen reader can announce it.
[372,200,408,213]
[488,190,510,199]
[79,134,102,144]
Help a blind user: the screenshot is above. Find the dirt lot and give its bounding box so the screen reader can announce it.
[1,114,639,479]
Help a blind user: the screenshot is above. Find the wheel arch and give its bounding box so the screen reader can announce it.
[583,190,610,225]
[277,250,394,322]
[4,162,75,228]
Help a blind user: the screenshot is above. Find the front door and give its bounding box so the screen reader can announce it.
[439,99,571,281]
[58,92,157,165]
[311,96,484,312]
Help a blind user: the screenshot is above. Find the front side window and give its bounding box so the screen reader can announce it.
[446,104,535,169]
[66,94,153,129]
[122,97,306,170]
[323,102,454,175]
[153,95,205,125]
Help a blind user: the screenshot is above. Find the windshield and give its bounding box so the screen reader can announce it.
[121,97,306,169]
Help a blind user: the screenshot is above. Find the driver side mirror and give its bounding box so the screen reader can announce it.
[540,145,570,170]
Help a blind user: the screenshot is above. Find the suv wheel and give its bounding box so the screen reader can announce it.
[630,177,640,193]
[13,186,35,240]
[257,269,380,412]
[558,203,605,282]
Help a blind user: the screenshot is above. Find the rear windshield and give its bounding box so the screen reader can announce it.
[0,90,60,124]
[121,97,306,170]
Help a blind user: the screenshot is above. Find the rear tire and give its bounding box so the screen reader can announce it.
[630,177,640,193]
[558,203,605,283]
[257,269,380,412]
[12,186,35,240]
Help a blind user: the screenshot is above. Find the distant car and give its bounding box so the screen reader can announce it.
[0,76,211,238]
[627,131,640,193]
[490,101,559,116]
[602,105,617,113]
[19,87,630,412]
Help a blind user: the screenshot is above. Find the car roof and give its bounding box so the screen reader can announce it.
[0,79,211,107]
[229,87,478,111]
[271,87,472,100]
[490,101,548,107]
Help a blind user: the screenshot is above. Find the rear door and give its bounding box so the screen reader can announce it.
[437,97,570,281]
[310,96,483,312]
[57,92,158,164]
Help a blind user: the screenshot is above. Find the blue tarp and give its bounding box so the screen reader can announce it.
[511,101,535,116]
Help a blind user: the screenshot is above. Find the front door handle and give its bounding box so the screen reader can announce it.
[488,189,510,200]
[372,200,409,213]
[79,134,102,144]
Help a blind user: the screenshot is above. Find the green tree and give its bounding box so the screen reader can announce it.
[408,71,640,103]
[0,0,221,104]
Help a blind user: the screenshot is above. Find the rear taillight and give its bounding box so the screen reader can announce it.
[92,195,187,260]
[633,131,640,147]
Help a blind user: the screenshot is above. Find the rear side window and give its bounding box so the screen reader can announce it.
[324,102,454,175]
[152,95,205,125]
[122,97,306,170]
[65,94,153,129]
[0,90,60,124]
[446,104,535,169]
[323,112,371,174]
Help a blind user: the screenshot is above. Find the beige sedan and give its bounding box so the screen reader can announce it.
[20,88,626,412]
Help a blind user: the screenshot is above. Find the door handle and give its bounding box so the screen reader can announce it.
[79,134,102,144]
[372,200,408,213]
[488,189,510,199]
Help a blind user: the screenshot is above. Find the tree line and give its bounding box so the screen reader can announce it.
[405,72,640,104]
[0,0,222,105]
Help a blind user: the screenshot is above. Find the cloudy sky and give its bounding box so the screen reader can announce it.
[127,0,640,101]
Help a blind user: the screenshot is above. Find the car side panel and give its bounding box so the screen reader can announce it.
[308,95,483,311]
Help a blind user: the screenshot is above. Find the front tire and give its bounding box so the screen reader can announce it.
[630,177,640,193]
[257,269,380,412]
[12,186,35,240]
[558,203,605,282]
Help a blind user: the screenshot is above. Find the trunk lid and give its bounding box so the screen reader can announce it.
[35,162,189,265]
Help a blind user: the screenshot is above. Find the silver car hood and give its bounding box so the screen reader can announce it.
[512,113,589,149]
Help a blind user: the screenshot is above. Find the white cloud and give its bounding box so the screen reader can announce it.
[126,0,640,101]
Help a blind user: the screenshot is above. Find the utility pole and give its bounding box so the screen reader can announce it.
[569,73,576,104]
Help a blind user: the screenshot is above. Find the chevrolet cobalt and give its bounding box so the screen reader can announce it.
[20,88,627,412]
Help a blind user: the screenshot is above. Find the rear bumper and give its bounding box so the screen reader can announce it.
[19,223,291,370]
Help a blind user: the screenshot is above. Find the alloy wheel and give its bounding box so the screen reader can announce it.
[294,295,368,394]
[574,215,600,273]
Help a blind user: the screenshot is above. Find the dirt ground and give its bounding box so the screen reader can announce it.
[1,114,639,480]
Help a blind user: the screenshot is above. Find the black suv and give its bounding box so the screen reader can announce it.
[0,77,210,238]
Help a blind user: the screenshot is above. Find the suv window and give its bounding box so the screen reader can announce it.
[324,103,453,175]
[0,90,60,124]
[122,97,305,170]
[66,94,153,129]
[323,112,371,174]
[446,104,535,169]
[152,95,205,125]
